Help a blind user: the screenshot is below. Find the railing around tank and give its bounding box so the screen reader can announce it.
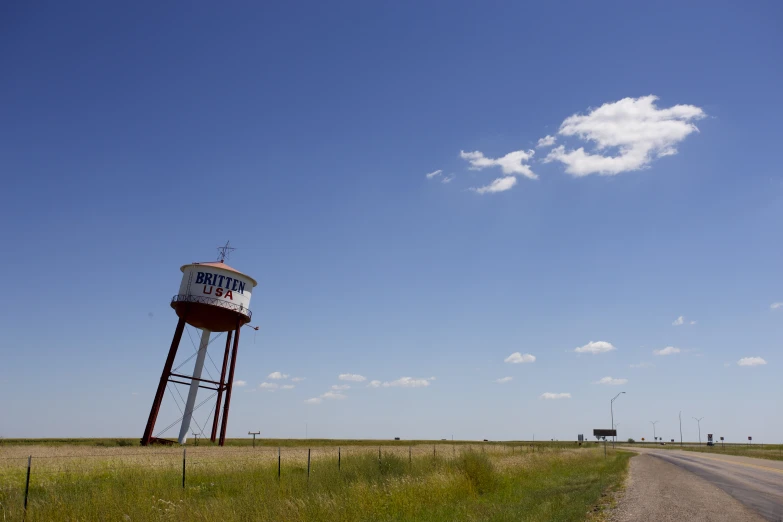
[170,295,252,320]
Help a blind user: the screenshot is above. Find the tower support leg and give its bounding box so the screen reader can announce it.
[211,330,233,442]
[219,316,242,446]
[178,328,211,444]
[142,314,187,446]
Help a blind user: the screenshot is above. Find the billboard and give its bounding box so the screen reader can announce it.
[593,429,617,438]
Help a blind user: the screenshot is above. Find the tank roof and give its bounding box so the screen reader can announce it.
[180,261,258,287]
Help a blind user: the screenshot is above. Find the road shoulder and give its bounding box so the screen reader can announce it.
[609,453,764,522]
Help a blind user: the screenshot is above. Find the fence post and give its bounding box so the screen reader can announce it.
[23,456,31,512]
[378,446,381,465]
[433,444,436,458]
[409,446,411,467]
[182,448,186,488]
[278,447,281,480]
[307,448,311,480]
[338,447,341,471]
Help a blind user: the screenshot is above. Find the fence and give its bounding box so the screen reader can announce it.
[0,443,556,513]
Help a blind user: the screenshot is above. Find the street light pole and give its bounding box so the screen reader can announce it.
[693,417,704,445]
[610,392,626,448]
[650,421,659,442]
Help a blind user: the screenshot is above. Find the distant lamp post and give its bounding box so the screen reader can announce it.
[650,420,659,442]
[693,417,704,445]
[610,392,626,448]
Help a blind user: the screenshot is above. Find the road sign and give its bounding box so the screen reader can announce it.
[707,433,713,441]
[720,436,724,441]
[593,429,617,438]
[748,436,752,441]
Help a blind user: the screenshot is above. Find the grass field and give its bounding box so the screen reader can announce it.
[0,440,630,521]
[623,442,783,462]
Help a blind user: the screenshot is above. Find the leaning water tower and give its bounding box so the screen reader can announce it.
[141,245,257,446]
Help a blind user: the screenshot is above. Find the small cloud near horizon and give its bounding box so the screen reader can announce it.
[504,352,536,364]
[574,341,616,355]
[338,373,366,382]
[737,357,766,367]
[540,392,571,400]
[594,376,628,386]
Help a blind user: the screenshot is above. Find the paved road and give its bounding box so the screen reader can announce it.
[628,448,783,521]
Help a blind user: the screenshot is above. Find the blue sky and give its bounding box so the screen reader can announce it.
[1,1,781,443]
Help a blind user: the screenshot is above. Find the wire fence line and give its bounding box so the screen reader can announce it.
[0,443,560,511]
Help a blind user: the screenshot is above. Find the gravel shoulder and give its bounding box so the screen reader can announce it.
[609,453,764,522]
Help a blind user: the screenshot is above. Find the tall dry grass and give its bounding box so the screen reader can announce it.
[0,443,630,521]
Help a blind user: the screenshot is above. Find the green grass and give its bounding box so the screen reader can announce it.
[0,443,631,521]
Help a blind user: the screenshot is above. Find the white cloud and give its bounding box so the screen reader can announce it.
[291,377,306,382]
[471,176,517,194]
[594,376,628,386]
[737,357,767,367]
[441,175,454,184]
[574,341,616,355]
[460,149,537,179]
[233,380,247,387]
[504,352,536,364]
[259,382,278,389]
[536,135,557,148]
[425,169,442,179]
[281,384,295,390]
[540,392,571,400]
[267,372,289,380]
[338,373,366,382]
[331,384,350,390]
[653,346,681,356]
[771,302,783,310]
[382,376,434,388]
[321,391,347,400]
[367,380,382,388]
[672,316,696,326]
[544,95,705,177]
[495,376,513,384]
[304,397,322,404]
[630,362,654,369]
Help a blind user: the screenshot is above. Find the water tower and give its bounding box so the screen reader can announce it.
[141,247,257,446]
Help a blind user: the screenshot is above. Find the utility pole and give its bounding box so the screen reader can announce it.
[611,392,626,448]
[693,417,704,445]
[650,421,659,442]
[679,411,683,447]
[248,431,260,447]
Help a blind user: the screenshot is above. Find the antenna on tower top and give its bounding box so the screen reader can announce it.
[217,241,236,263]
